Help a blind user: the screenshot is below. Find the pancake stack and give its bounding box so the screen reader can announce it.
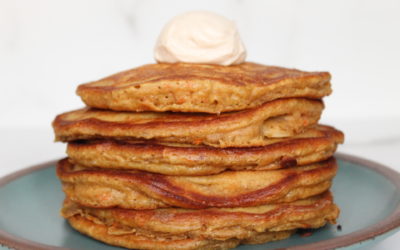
[53,62,344,249]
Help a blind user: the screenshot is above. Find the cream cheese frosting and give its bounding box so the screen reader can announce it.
[154,11,246,66]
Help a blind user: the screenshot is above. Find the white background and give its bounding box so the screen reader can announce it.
[0,0,399,249]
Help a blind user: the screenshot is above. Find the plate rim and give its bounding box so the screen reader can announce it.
[0,153,399,250]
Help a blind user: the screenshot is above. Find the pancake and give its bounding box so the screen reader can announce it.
[53,98,324,148]
[57,157,337,209]
[67,216,290,250]
[76,62,331,113]
[67,125,344,175]
[62,192,338,250]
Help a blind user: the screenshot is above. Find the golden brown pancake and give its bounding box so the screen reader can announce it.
[53,98,323,148]
[57,158,337,209]
[63,192,338,250]
[76,62,331,113]
[67,125,344,175]
[67,216,290,250]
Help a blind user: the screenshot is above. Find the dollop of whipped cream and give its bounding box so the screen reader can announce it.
[154,11,246,66]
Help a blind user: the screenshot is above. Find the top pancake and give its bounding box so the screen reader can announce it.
[77,62,331,113]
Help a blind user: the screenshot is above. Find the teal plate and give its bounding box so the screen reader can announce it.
[0,153,399,250]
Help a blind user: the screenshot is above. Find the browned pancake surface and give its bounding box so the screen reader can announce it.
[77,62,331,113]
[67,125,343,175]
[53,98,323,147]
[57,158,337,209]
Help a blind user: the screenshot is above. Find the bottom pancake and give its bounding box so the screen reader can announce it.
[62,192,339,250]
[68,216,292,250]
